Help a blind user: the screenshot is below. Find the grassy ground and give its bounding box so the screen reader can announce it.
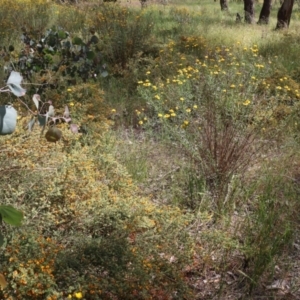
[0,0,300,299]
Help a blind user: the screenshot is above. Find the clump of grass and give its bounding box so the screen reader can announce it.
[112,128,150,182]
[185,103,257,213]
[90,3,155,68]
[0,0,53,41]
[259,30,300,73]
[239,170,297,294]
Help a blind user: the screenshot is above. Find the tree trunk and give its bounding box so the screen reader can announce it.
[276,0,294,29]
[220,0,228,10]
[257,0,272,24]
[244,0,255,23]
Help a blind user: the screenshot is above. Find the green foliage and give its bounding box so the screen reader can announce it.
[0,205,23,248]
[240,172,297,292]
[2,26,107,94]
[0,206,23,227]
[90,4,155,68]
[0,0,52,41]
[0,120,194,298]
[259,31,300,73]
[2,1,300,299]
[136,44,274,212]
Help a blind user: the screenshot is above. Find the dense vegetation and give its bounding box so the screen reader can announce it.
[1,0,300,299]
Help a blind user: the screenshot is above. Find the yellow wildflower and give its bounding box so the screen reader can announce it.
[243,99,251,106]
[74,292,83,299]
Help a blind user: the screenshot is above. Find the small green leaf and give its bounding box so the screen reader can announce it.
[90,35,99,44]
[72,37,83,45]
[58,30,67,39]
[87,51,95,60]
[0,205,23,226]
[0,234,4,247]
[101,70,108,78]
[136,216,156,229]
[47,35,57,47]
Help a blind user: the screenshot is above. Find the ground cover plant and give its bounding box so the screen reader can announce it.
[1,0,300,299]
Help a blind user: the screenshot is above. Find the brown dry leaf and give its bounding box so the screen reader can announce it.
[266,279,289,291]
[0,273,8,289]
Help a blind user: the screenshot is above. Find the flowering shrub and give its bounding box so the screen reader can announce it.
[1,233,61,300]
[0,110,194,298]
[0,0,51,40]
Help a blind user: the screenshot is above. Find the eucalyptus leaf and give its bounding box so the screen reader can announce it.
[38,114,46,126]
[41,111,49,134]
[48,105,55,117]
[70,124,79,133]
[63,106,70,118]
[7,71,26,97]
[28,117,35,131]
[45,127,62,143]
[101,70,108,78]
[0,105,17,135]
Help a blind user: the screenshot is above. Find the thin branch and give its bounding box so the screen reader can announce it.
[1,167,57,172]
[17,98,36,115]
[22,83,45,86]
